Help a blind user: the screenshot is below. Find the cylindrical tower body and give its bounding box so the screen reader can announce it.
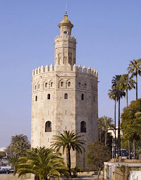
[31,13,98,170]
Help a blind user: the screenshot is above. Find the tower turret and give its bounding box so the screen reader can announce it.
[58,12,74,36]
[55,12,76,70]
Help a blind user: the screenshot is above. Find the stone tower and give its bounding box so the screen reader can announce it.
[31,12,98,171]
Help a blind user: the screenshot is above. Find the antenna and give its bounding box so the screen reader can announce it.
[65,3,67,14]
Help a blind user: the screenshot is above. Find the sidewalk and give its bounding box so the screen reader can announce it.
[60,173,103,180]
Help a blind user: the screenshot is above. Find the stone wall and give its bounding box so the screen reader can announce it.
[31,64,98,170]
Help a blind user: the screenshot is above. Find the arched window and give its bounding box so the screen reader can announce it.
[64,93,68,99]
[35,96,37,101]
[38,84,40,89]
[85,83,87,88]
[68,82,71,87]
[45,121,52,132]
[61,82,63,87]
[35,85,37,90]
[45,83,47,88]
[47,94,50,99]
[51,82,53,87]
[81,121,86,132]
[81,94,84,100]
[79,82,81,87]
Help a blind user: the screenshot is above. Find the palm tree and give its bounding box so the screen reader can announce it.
[111,75,125,156]
[98,116,115,146]
[15,147,69,180]
[116,74,135,158]
[127,59,141,100]
[51,130,85,176]
[111,75,121,88]
[108,88,118,158]
[116,89,126,156]
[116,74,135,107]
[138,58,141,65]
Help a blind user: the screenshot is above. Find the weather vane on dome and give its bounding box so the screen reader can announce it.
[65,3,67,14]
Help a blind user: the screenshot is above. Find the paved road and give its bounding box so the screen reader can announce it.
[0,173,103,180]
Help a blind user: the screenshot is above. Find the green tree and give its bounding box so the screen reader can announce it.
[6,134,30,157]
[98,116,115,146]
[51,131,85,176]
[15,147,69,180]
[6,134,30,169]
[87,141,111,179]
[121,99,141,158]
[127,59,141,100]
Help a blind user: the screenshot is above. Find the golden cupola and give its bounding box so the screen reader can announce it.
[58,12,74,28]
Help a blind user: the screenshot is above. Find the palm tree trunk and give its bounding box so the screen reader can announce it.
[97,168,101,179]
[128,140,130,159]
[118,98,120,157]
[66,147,71,176]
[136,74,138,100]
[126,89,128,107]
[100,129,102,142]
[114,99,116,128]
[133,140,136,159]
[114,99,116,158]
[105,130,107,146]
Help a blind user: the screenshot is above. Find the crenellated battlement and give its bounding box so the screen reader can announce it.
[74,65,98,77]
[32,64,98,77]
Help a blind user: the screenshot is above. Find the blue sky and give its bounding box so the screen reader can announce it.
[0,0,141,147]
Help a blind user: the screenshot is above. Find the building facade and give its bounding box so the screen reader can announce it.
[31,13,98,170]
